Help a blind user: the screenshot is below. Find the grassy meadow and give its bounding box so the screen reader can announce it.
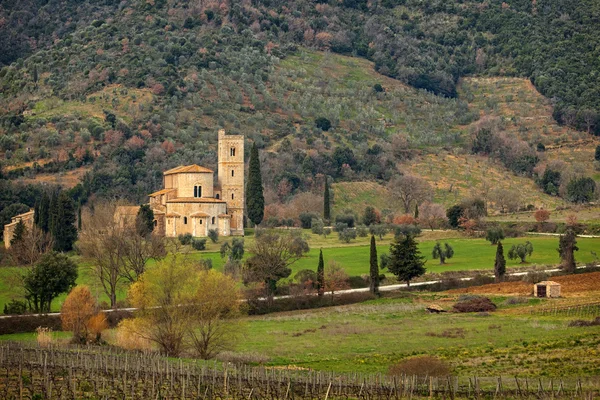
[1,230,599,312]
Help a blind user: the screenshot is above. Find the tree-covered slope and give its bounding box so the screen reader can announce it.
[0,0,599,212]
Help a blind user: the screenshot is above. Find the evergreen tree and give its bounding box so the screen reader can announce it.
[77,203,82,231]
[246,143,264,226]
[53,192,78,252]
[363,206,377,226]
[388,234,426,286]
[494,241,506,283]
[369,235,379,295]
[317,249,324,296]
[48,191,59,235]
[324,178,331,222]
[414,203,419,219]
[10,220,27,246]
[558,228,579,274]
[136,204,154,237]
[595,145,600,161]
[37,192,50,232]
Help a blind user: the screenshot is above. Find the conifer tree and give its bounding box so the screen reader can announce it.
[494,241,506,282]
[324,178,331,222]
[10,220,27,246]
[53,192,78,252]
[48,191,59,235]
[388,234,426,286]
[369,235,379,295]
[317,249,325,296]
[414,204,419,219]
[37,192,50,233]
[77,203,82,231]
[136,204,154,237]
[246,143,264,226]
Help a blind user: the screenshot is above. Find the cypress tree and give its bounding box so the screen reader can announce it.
[77,203,82,231]
[53,192,78,252]
[414,204,419,219]
[136,204,154,237]
[494,241,506,283]
[324,178,331,222]
[10,220,27,246]
[369,235,379,295]
[48,191,59,236]
[246,143,264,226]
[388,234,426,286]
[317,249,324,296]
[38,192,50,232]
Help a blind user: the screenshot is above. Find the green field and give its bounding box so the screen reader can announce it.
[235,295,600,376]
[1,232,599,312]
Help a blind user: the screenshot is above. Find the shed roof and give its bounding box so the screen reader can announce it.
[536,281,561,286]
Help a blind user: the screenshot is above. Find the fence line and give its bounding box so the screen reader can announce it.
[0,343,599,399]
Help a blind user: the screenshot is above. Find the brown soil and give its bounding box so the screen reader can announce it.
[448,271,600,296]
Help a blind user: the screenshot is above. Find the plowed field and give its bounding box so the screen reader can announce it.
[448,271,600,296]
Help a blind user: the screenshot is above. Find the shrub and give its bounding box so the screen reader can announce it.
[299,212,319,229]
[36,327,54,348]
[178,233,193,245]
[115,319,153,351]
[315,117,331,131]
[373,83,385,93]
[335,214,355,228]
[393,224,421,237]
[521,271,549,284]
[569,317,600,327]
[208,229,219,243]
[191,238,207,250]
[311,218,324,234]
[338,227,357,243]
[3,300,28,315]
[453,296,497,313]
[388,356,450,377]
[215,351,270,365]
[504,297,529,305]
[355,224,368,237]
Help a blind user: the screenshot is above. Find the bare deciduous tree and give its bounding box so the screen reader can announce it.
[418,202,447,231]
[388,175,433,213]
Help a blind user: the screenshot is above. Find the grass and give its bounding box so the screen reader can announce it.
[235,294,600,376]
[5,292,600,377]
[2,232,599,312]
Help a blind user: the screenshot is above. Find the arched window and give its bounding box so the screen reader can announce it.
[211,217,215,224]
[199,219,203,224]
[184,217,188,225]
[194,185,202,198]
[231,169,234,177]
[231,193,234,200]
[153,220,157,227]
[230,147,235,157]
[216,194,220,199]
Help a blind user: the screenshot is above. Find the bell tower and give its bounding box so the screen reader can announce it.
[217,129,245,235]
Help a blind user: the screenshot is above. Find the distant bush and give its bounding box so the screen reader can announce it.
[335,214,355,228]
[338,227,357,243]
[521,271,549,284]
[453,296,497,313]
[299,212,319,229]
[569,317,600,327]
[192,238,207,250]
[178,233,193,245]
[388,356,450,377]
[311,218,324,234]
[315,117,331,131]
[504,297,529,305]
[208,229,219,243]
[3,300,27,315]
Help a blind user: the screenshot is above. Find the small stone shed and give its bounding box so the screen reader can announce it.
[534,281,561,298]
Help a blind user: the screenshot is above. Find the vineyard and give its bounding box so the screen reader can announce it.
[0,343,599,399]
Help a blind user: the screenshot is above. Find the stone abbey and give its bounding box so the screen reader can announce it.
[117,129,245,237]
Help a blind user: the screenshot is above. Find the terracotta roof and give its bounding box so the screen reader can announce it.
[115,206,140,215]
[190,212,209,217]
[166,198,226,204]
[149,188,176,197]
[166,212,181,218]
[163,165,213,175]
[218,214,231,218]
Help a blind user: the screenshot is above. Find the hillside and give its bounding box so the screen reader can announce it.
[1,0,600,223]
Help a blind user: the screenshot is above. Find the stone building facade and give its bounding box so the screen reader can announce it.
[3,209,35,249]
[144,129,245,238]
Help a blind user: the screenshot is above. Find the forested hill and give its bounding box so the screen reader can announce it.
[0,0,599,212]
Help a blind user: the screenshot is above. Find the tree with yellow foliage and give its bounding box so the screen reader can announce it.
[127,256,243,358]
[61,285,107,344]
